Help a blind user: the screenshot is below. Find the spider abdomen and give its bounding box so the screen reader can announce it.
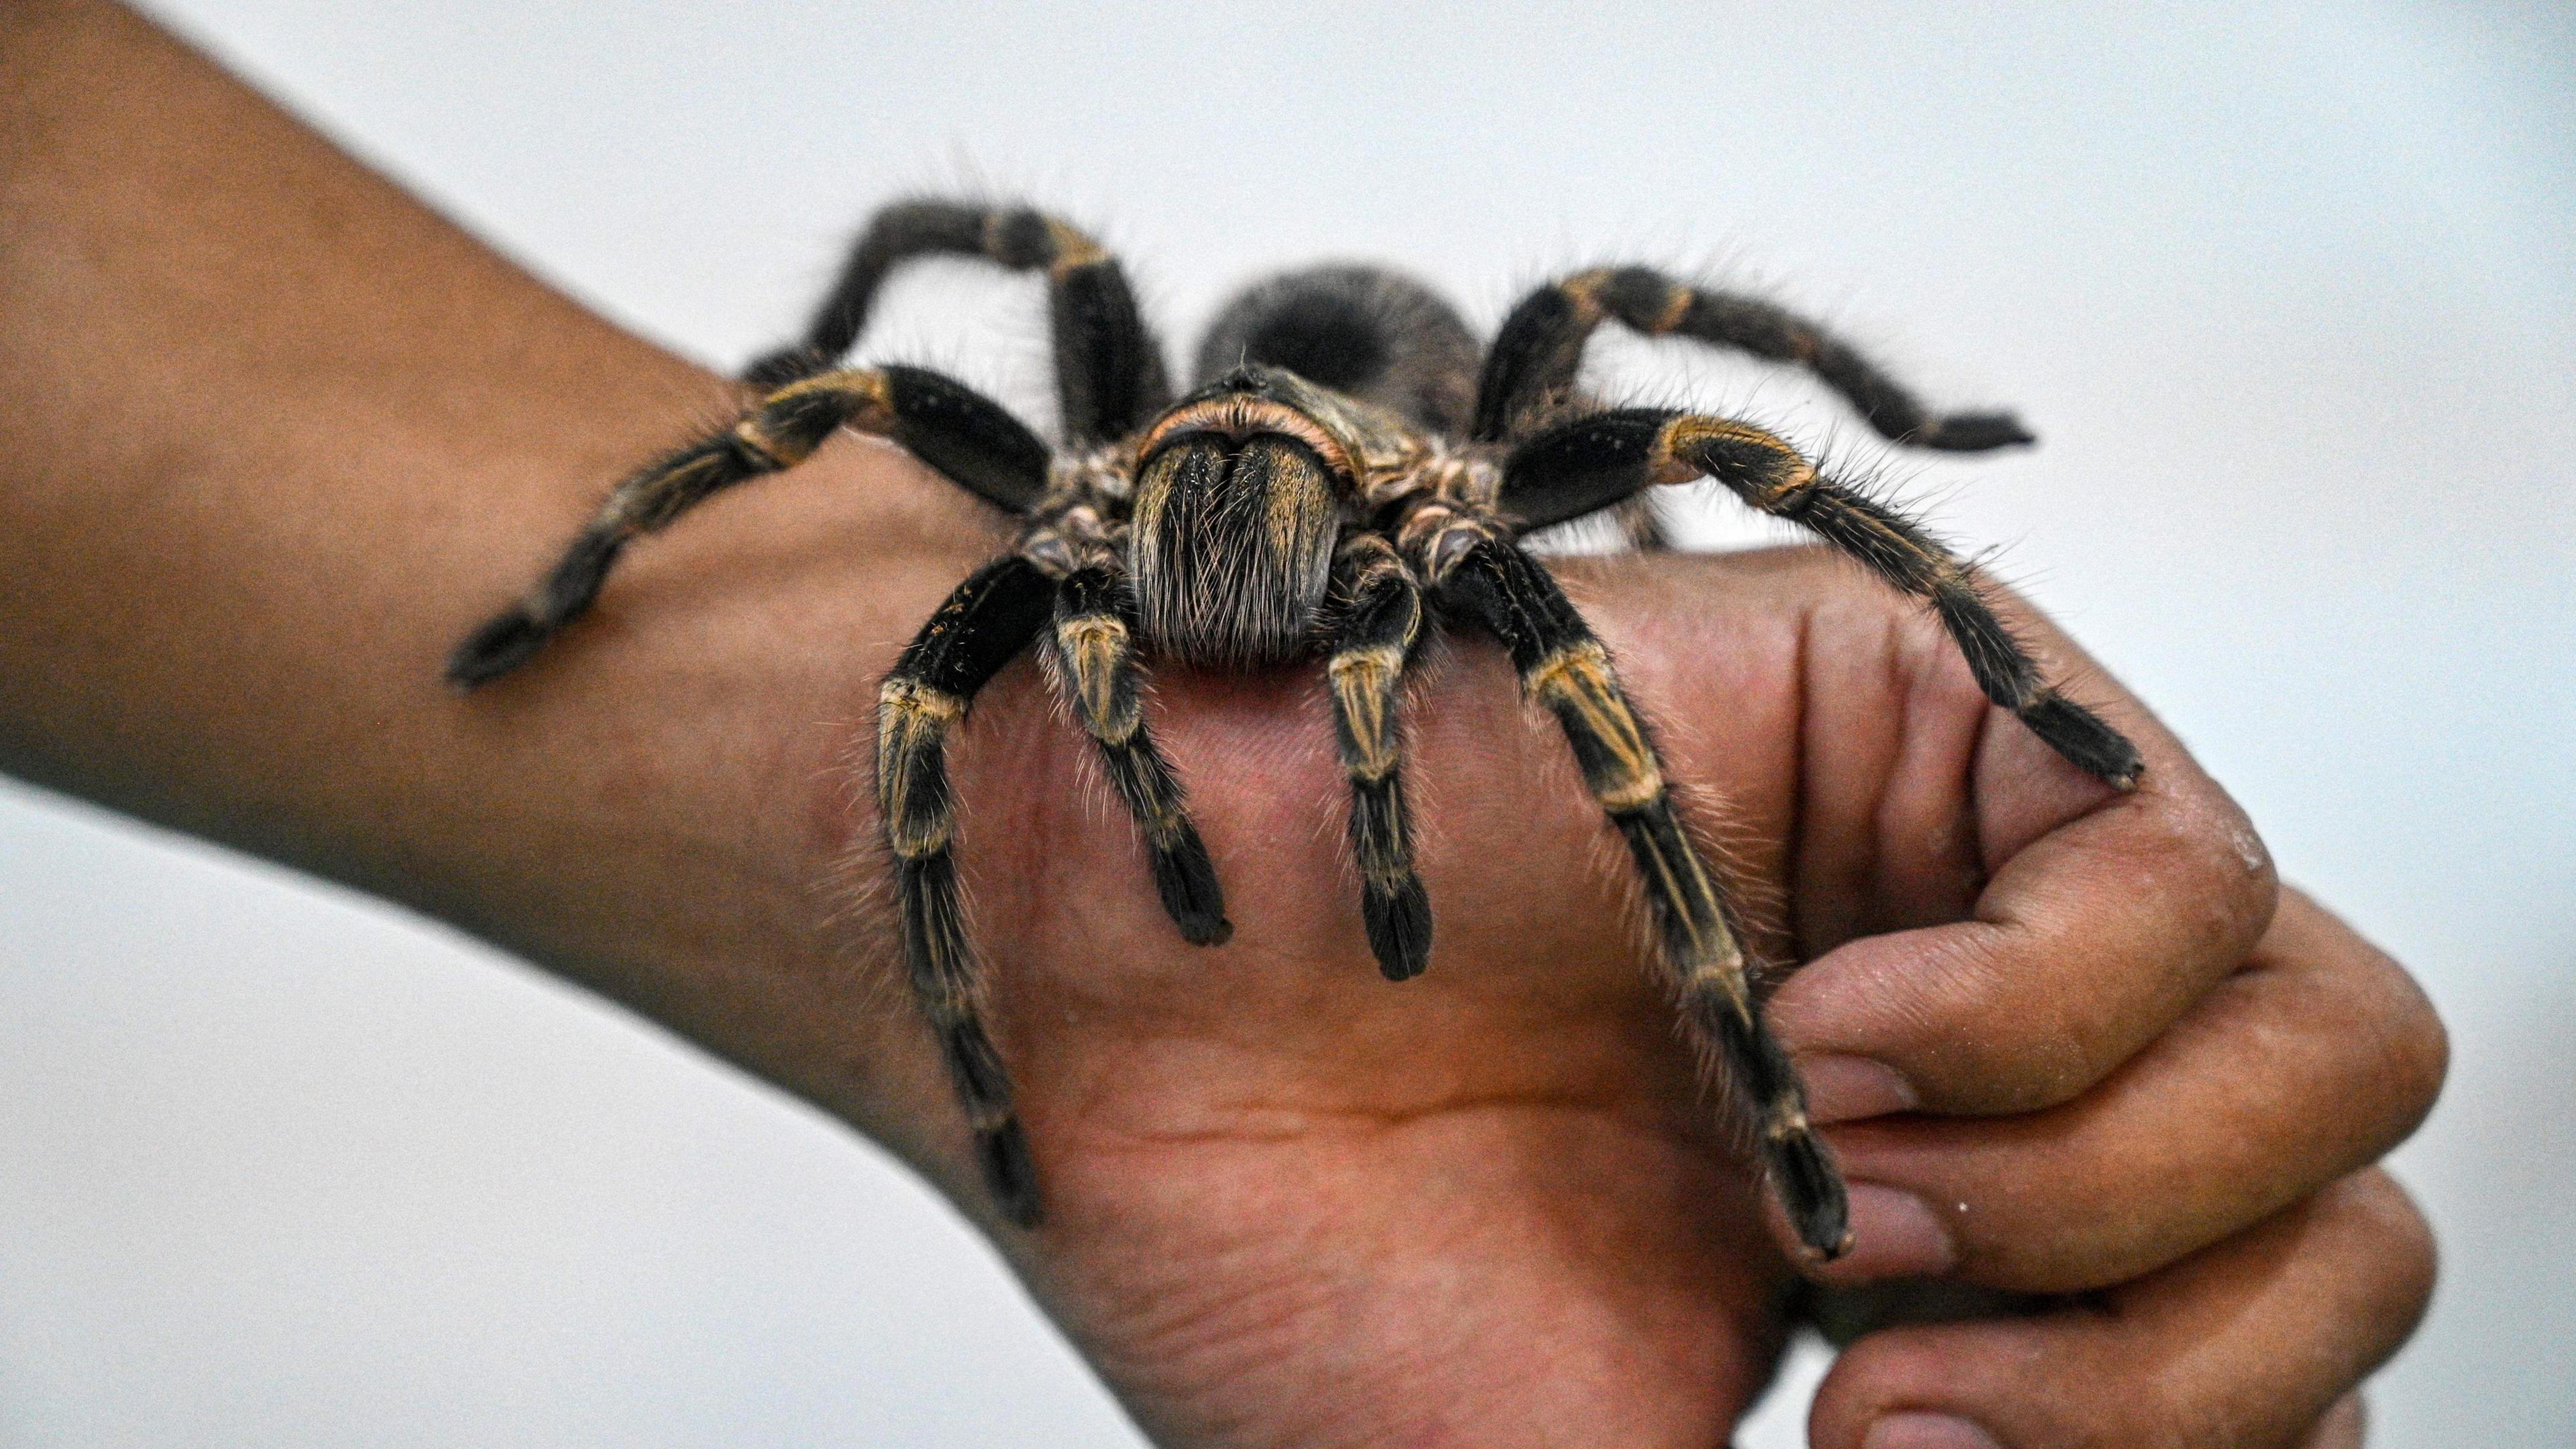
[1128,430,1340,669]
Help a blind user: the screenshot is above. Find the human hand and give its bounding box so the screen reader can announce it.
[466,437,2440,1448]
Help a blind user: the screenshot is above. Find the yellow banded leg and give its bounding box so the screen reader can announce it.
[744,197,1168,440]
[1494,409,2143,790]
[449,364,1049,687]
[1442,537,1852,1260]
[1327,536,1430,980]
[1472,264,2033,451]
[875,555,1059,1228]
[1651,415,2141,788]
[1048,564,1230,945]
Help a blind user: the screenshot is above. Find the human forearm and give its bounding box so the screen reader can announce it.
[0,0,655,849]
[0,0,971,1134]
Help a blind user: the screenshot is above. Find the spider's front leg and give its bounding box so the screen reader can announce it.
[1500,410,2144,788]
[1043,554,1231,945]
[447,364,1048,686]
[1436,535,1852,1261]
[1324,533,1432,981]
[879,555,1061,1227]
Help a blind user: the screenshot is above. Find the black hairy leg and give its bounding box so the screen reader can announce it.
[1439,537,1851,1261]
[1499,410,2144,788]
[1324,534,1431,981]
[741,197,983,385]
[743,197,1170,442]
[877,554,1062,1228]
[445,364,1048,688]
[1472,266,2034,451]
[1193,264,1482,435]
[1046,563,1231,945]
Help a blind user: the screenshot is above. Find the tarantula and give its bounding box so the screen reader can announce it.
[449,199,2141,1260]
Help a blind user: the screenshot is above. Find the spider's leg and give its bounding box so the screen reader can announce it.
[447,365,1047,687]
[878,554,1061,1227]
[745,199,986,386]
[1045,561,1231,946]
[1439,537,1850,1260]
[1472,266,2032,451]
[1324,534,1430,981]
[745,198,1169,442]
[1499,410,2144,789]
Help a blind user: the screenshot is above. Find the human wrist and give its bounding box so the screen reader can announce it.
[426,435,1030,1169]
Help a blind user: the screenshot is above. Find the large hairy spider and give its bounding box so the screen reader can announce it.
[449,199,2141,1260]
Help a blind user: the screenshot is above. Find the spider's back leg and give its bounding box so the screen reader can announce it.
[1474,266,2033,451]
[878,554,1061,1227]
[1193,264,1481,435]
[746,198,1169,442]
[1438,536,1850,1260]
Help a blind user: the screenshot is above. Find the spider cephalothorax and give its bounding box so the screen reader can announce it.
[449,199,2142,1260]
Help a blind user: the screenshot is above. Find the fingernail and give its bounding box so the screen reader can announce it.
[1833,1184,1959,1279]
[1862,1411,2004,1449]
[1799,1054,1918,1125]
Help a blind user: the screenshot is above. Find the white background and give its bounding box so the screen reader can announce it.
[4,3,2570,1444]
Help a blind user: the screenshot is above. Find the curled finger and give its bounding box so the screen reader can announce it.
[1812,889,2447,1289]
[1807,1170,2434,1449]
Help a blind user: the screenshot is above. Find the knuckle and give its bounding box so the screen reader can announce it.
[2332,1169,2439,1342]
[2296,897,2447,1153]
[2368,959,2450,1142]
[2142,783,2280,947]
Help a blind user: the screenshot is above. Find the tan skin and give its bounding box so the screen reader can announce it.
[0,3,2445,1444]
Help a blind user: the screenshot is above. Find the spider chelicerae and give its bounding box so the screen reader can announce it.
[449,198,2143,1260]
